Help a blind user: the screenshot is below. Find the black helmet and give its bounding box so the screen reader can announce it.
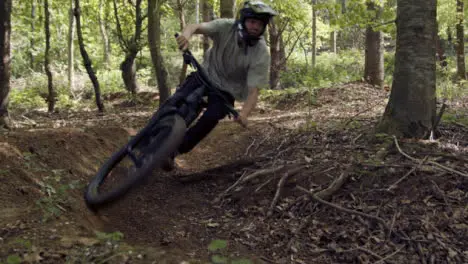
[236,1,278,47]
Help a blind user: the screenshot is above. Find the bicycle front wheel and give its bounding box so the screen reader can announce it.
[84,114,186,209]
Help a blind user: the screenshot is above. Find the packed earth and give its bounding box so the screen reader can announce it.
[1,82,467,264]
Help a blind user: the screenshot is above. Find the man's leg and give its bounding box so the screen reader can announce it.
[177,91,235,154]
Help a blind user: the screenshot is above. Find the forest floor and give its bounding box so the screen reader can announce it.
[1,82,467,264]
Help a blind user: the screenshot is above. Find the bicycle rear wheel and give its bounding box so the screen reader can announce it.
[84,114,186,209]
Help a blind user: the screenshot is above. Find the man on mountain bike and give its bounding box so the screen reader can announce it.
[163,1,277,171]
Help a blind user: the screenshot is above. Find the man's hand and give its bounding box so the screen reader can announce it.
[234,114,248,128]
[176,34,190,51]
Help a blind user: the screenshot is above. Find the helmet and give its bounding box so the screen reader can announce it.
[239,1,278,27]
[236,1,277,47]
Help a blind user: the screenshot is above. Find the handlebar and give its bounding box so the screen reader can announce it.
[174,33,239,119]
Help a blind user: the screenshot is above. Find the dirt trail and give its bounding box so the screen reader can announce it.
[1,83,468,264]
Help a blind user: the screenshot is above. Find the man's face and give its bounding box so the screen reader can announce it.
[244,18,265,37]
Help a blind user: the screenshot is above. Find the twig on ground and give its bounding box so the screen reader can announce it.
[387,156,428,191]
[314,172,350,201]
[374,246,405,264]
[214,165,285,203]
[387,211,398,241]
[393,136,468,179]
[297,186,390,232]
[267,166,306,216]
[354,246,384,261]
[244,138,256,156]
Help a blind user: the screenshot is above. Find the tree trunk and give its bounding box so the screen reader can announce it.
[176,0,188,85]
[202,0,213,54]
[44,0,55,112]
[0,0,12,129]
[364,1,384,88]
[311,0,317,68]
[195,0,199,24]
[68,0,75,91]
[456,0,465,80]
[220,0,234,18]
[377,0,437,138]
[364,27,384,88]
[148,0,170,104]
[30,0,36,70]
[99,0,110,68]
[329,31,336,53]
[176,0,186,31]
[120,53,139,94]
[269,19,281,90]
[114,0,144,94]
[74,0,104,112]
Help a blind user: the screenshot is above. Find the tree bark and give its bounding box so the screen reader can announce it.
[364,26,384,88]
[269,19,281,90]
[68,0,75,91]
[456,0,465,80]
[330,31,337,53]
[0,0,12,128]
[30,0,36,70]
[377,0,437,138]
[202,0,213,54]
[44,0,55,112]
[74,0,104,112]
[148,0,170,104]
[99,0,110,69]
[311,0,317,68]
[114,0,144,94]
[220,0,234,18]
[364,1,384,88]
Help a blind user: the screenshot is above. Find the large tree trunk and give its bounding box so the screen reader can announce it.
[0,0,12,129]
[269,19,281,90]
[364,1,384,89]
[148,0,170,104]
[99,0,110,69]
[74,0,104,112]
[311,0,317,68]
[68,0,75,91]
[456,0,465,80]
[44,0,55,112]
[220,0,234,18]
[377,0,437,138]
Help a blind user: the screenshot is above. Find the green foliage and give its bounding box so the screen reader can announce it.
[95,231,125,243]
[6,255,22,264]
[35,170,83,222]
[207,239,253,264]
[208,240,228,251]
[282,49,364,89]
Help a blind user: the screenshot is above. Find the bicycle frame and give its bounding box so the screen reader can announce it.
[125,47,238,165]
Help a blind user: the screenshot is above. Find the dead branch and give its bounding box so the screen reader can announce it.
[393,136,468,179]
[387,156,429,191]
[314,172,350,201]
[214,165,285,203]
[297,186,390,232]
[267,166,306,217]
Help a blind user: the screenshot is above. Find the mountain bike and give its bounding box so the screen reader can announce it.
[84,35,239,210]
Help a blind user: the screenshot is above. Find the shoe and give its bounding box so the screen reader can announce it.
[161,152,178,172]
